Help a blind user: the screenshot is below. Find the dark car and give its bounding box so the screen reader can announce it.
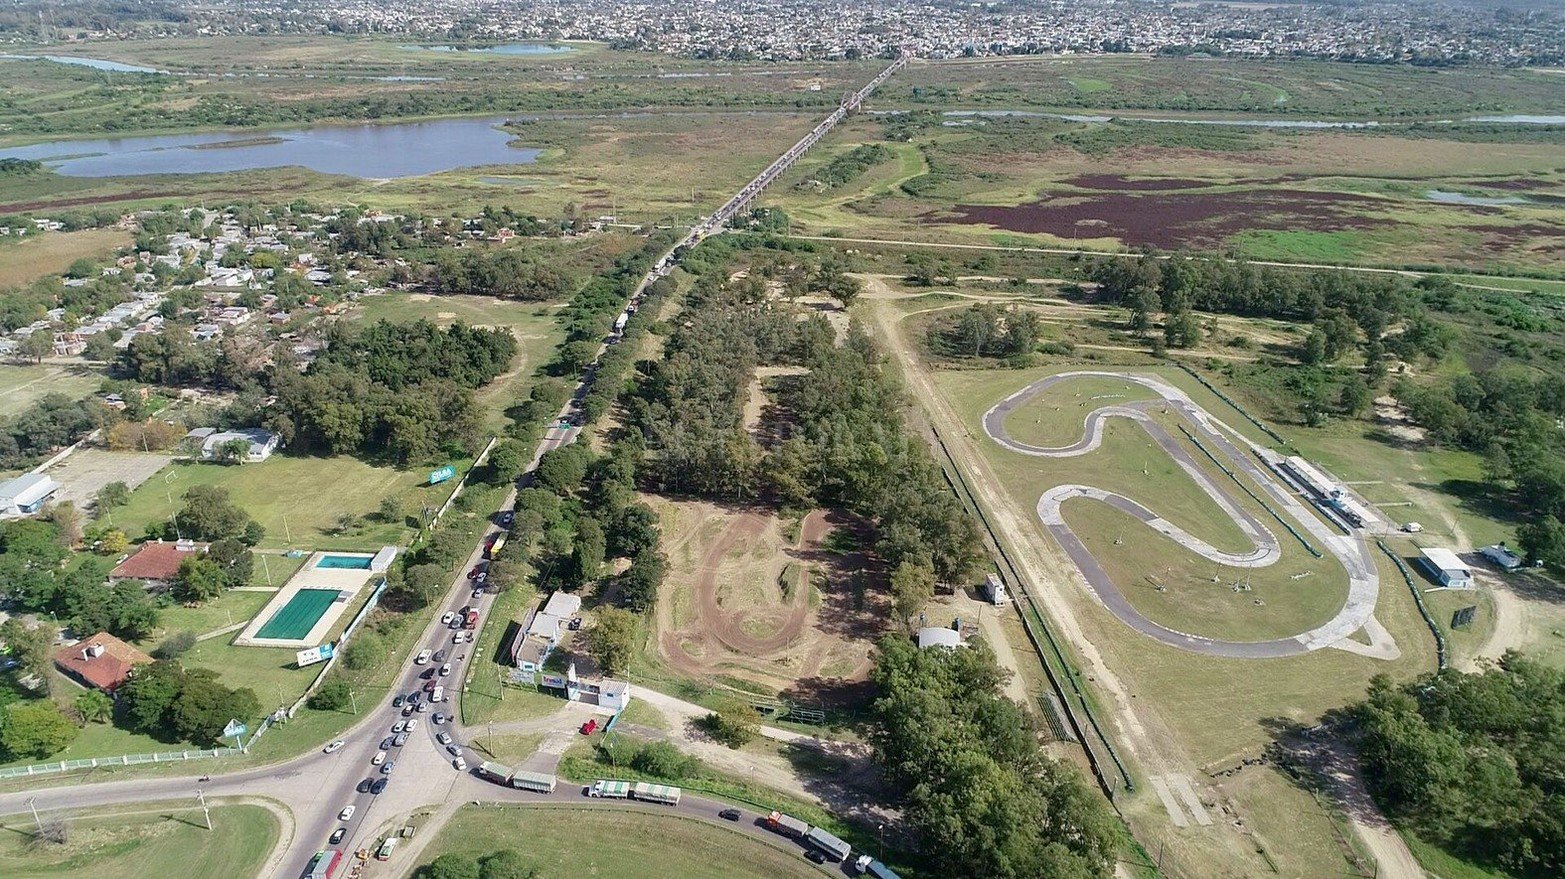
[379,737,394,750]
[804,850,827,864]
[719,808,741,822]
[499,512,514,527]
[370,778,387,795]
[423,679,437,692]
[329,827,346,845]
[421,668,436,679]
[381,760,396,775]
[408,692,422,705]
[356,778,374,794]
[432,649,448,664]
[392,694,405,708]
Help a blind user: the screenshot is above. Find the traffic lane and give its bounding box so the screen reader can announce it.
[455,776,845,875]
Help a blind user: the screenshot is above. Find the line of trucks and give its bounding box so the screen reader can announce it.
[472,764,899,876]
[762,810,902,877]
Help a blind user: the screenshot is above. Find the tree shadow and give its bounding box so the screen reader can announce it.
[1422,478,1524,527]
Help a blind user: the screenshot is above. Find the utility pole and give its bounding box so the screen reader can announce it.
[348,689,358,715]
[195,788,212,830]
[24,796,40,832]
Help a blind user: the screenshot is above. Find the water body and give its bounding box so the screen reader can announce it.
[1425,190,1531,207]
[401,43,573,56]
[1,117,540,179]
[0,53,163,74]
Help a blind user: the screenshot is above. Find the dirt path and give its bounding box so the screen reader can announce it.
[1467,572,1531,671]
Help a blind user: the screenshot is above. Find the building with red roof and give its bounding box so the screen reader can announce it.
[109,539,208,586]
[52,632,153,693]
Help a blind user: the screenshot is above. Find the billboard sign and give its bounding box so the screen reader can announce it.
[223,718,248,739]
[1451,605,1478,629]
[295,642,336,668]
[428,465,457,485]
[540,673,568,690]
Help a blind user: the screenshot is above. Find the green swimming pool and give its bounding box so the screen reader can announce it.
[255,589,339,640]
[316,554,373,570]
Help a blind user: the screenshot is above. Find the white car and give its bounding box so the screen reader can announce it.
[453,757,467,771]
[339,805,356,821]
[439,663,451,677]
[415,649,432,665]
[323,740,345,754]
[452,631,464,644]
[391,720,405,733]
[371,750,386,766]
[405,719,418,731]
[440,612,455,625]
[417,701,431,713]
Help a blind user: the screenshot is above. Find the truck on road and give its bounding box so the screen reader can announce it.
[588,779,631,798]
[764,810,808,839]
[509,770,557,793]
[804,825,851,863]
[631,781,682,806]
[475,761,510,785]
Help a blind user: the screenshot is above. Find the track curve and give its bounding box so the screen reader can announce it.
[984,371,1384,659]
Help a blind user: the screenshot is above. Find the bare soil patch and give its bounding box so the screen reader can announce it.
[653,500,884,704]
[936,189,1392,249]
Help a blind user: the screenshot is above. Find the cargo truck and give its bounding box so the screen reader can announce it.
[631,781,682,806]
[852,855,902,879]
[588,779,631,798]
[764,810,809,839]
[804,826,851,863]
[509,770,557,793]
[613,311,630,334]
[375,838,399,861]
[476,761,511,784]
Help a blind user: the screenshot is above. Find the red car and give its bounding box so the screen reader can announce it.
[579,718,598,736]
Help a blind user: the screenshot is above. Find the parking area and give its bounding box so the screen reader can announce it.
[43,449,174,511]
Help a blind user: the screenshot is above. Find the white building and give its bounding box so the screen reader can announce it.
[1479,544,1524,572]
[0,473,61,517]
[915,627,963,650]
[186,427,280,462]
[1417,547,1472,589]
[982,573,1009,605]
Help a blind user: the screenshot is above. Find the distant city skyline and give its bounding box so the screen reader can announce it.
[2,0,1561,66]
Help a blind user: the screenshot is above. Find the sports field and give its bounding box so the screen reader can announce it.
[253,588,339,641]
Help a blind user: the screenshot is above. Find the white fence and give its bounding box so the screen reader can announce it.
[0,747,240,779]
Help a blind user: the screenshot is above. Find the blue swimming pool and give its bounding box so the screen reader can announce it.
[316,555,373,570]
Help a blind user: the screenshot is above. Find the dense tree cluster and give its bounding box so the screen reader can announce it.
[804,144,894,189]
[0,393,112,469]
[265,320,512,463]
[0,519,159,641]
[116,659,261,747]
[1356,657,1565,874]
[415,849,537,879]
[927,303,1043,360]
[871,634,1117,879]
[625,245,981,585]
[433,247,576,301]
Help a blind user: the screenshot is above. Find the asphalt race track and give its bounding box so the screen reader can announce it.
[983,370,1390,660]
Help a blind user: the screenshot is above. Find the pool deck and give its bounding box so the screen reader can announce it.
[233,551,380,649]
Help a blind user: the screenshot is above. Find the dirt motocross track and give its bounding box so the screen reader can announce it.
[654,502,881,700]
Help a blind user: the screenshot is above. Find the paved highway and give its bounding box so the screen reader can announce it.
[0,56,912,879]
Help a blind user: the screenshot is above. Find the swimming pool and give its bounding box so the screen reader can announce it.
[316,554,373,570]
[254,589,339,640]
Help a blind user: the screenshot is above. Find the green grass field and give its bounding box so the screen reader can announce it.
[0,229,131,288]
[110,455,456,551]
[0,803,277,879]
[416,805,824,879]
[0,363,104,420]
